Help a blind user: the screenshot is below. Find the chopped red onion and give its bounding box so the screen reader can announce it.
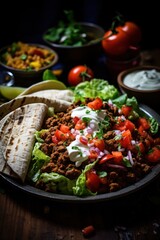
[127,150,134,165]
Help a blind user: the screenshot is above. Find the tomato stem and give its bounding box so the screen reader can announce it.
[80,67,92,81]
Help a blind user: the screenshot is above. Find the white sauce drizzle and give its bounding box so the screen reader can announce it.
[66,106,106,167]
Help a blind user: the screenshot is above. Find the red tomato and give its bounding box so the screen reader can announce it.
[137,117,150,130]
[89,150,98,160]
[111,151,123,164]
[101,17,141,58]
[117,21,142,45]
[136,142,145,154]
[60,124,70,133]
[91,138,105,151]
[87,97,103,110]
[121,105,132,117]
[146,146,160,163]
[86,170,100,192]
[99,154,114,164]
[82,225,95,237]
[75,119,86,130]
[79,136,88,145]
[120,129,132,149]
[67,65,94,86]
[102,28,130,57]
[114,119,135,132]
[54,129,68,141]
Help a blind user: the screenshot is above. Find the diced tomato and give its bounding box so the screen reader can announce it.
[89,150,98,160]
[120,129,132,149]
[146,145,160,163]
[55,129,68,141]
[136,142,145,154]
[73,116,80,124]
[138,117,150,130]
[114,119,135,132]
[79,136,88,145]
[82,225,95,237]
[99,154,114,164]
[60,124,70,133]
[121,105,132,117]
[75,119,86,130]
[124,120,135,132]
[111,151,123,164]
[87,97,103,110]
[91,138,105,151]
[138,125,148,137]
[86,170,100,192]
[31,48,44,57]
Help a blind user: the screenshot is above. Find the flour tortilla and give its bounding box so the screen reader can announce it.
[0,89,73,181]
[0,91,73,121]
[22,89,74,103]
[0,103,48,182]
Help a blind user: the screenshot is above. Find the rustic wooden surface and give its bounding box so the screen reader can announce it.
[0,175,160,240]
[0,49,160,240]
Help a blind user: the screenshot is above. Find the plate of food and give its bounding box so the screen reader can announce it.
[0,81,160,203]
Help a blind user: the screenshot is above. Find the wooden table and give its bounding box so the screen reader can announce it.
[1,49,160,240]
[1,175,160,240]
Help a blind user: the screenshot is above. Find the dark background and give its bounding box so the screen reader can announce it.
[0,0,159,50]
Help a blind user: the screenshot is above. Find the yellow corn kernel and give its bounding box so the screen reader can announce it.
[30,61,41,70]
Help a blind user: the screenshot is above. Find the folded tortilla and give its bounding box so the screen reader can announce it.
[23,89,74,103]
[0,91,73,121]
[0,89,73,181]
[0,103,48,182]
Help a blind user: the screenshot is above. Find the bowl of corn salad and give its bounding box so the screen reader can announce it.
[0,41,58,86]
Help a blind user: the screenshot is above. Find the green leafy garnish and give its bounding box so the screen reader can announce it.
[43,10,91,46]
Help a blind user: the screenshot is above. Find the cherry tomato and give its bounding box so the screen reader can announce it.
[67,65,94,86]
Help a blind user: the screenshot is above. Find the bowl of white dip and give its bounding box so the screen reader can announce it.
[117,65,160,108]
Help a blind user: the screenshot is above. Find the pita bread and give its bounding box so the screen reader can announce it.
[27,89,73,102]
[0,94,72,121]
[0,103,48,182]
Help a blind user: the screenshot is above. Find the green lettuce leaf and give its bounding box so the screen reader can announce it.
[73,160,98,196]
[38,172,76,195]
[27,142,50,182]
[73,78,120,102]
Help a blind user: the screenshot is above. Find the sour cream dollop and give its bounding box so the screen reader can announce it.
[123,69,160,90]
[66,106,106,167]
